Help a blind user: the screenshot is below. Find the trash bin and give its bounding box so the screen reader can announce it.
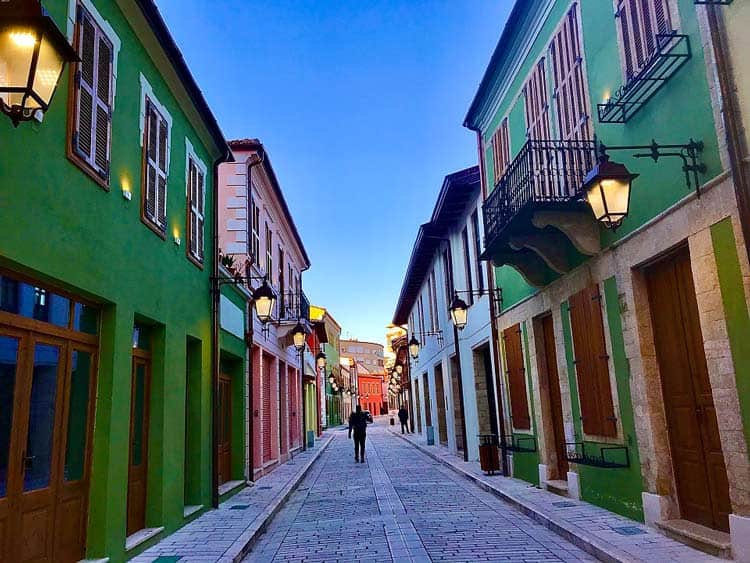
[390,417,395,426]
[478,434,500,475]
[426,426,435,446]
[306,430,315,448]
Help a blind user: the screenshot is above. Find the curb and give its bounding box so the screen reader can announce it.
[388,428,634,563]
[224,433,335,562]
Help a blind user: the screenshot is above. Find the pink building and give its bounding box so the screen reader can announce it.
[218,138,311,479]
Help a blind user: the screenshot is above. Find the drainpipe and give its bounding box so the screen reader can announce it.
[705,6,750,266]
[211,148,233,508]
[475,128,509,476]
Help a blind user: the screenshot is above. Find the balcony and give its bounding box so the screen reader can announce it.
[481,139,601,286]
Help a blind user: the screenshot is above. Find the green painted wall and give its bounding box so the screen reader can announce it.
[479,0,723,311]
[711,219,750,451]
[559,283,644,521]
[0,2,225,561]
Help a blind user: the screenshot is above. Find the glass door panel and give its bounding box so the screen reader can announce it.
[23,343,60,492]
[0,335,19,499]
[64,350,92,482]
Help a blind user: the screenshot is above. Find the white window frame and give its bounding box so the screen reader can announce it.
[186,138,207,264]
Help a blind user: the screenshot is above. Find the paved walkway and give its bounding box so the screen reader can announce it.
[132,433,334,563]
[244,423,597,562]
[392,428,720,563]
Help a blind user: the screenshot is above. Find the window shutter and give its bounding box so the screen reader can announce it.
[504,325,531,430]
[616,0,674,81]
[93,36,112,178]
[74,12,95,162]
[568,285,617,437]
[524,59,550,141]
[491,118,510,183]
[197,170,204,260]
[551,4,591,143]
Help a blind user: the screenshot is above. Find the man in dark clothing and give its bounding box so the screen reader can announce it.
[348,405,368,462]
[398,406,410,434]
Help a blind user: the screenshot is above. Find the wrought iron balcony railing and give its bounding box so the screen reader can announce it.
[482,139,597,251]
[278,289,310,322]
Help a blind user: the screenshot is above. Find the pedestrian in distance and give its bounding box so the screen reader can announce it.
[398,405,410,434]
[348,405,368,463]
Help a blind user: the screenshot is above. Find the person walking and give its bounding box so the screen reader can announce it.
[348,405,368,463]
[398,405,410,434]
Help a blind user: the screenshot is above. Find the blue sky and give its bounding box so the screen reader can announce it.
[157,0,510,344]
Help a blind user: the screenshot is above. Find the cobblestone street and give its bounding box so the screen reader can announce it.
[244,421,596,562]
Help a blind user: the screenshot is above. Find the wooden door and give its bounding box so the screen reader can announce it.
[0,328,25,561]
[503,325,531,430]
[646,246,731,532]
[0,328,97,563]
[262,356,273,463]
[53,345,97,562]
[217,375,232,486]
[541,315,568,479]
[15,336,67,563]
[127,355,151,536]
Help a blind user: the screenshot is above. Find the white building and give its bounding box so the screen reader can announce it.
[392,167,502,461]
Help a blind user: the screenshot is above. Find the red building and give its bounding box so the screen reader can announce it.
[357,364,385,416]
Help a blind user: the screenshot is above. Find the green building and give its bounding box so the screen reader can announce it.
[466,0,750,554]
[0,0,230,561]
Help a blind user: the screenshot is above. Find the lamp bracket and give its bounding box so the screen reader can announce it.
[412,330,444,346]
[451,288,504,318]
[598,139,706,197]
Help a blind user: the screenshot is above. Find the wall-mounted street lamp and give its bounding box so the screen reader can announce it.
[447,289,503,331]
[316,351,327,369]
[395,364,403,375]
[0,0,78,126]
[292,321,307,352]
[583,139,705,231]
[449,294,469,331]
[252,279,276,323]
[408,336,420,359]
[408,329,444,360]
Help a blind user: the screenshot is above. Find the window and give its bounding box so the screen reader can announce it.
[550,4,592,142]
[426,271,436,331]
[490,118,511,183]
[523,59,551,141]
[568,284,617,437]
[615,0,674,81]
[442,248,454,305]
[471,210,484,296]
[142,99,169,234]
[429,271,439,330]
[418,295,425,337]
[278,247,285,316]
[186,157,205,264]
[265,223,273,279]
[461,227,474,306]
[503,324,531,430]
[249,197,260,264]
[71,4,114,183]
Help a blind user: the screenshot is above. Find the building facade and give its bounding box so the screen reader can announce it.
[393,167,499,462]
[340,339,386,414]
[0,1,230,560]
[217,139,311,480]
[466,0,750,555]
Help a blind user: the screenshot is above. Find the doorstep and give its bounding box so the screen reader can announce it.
[544,479,569,497]
[390,428,721,562]
[657,519,732,559]
[125,527,165,552]
[218,479,246,498]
